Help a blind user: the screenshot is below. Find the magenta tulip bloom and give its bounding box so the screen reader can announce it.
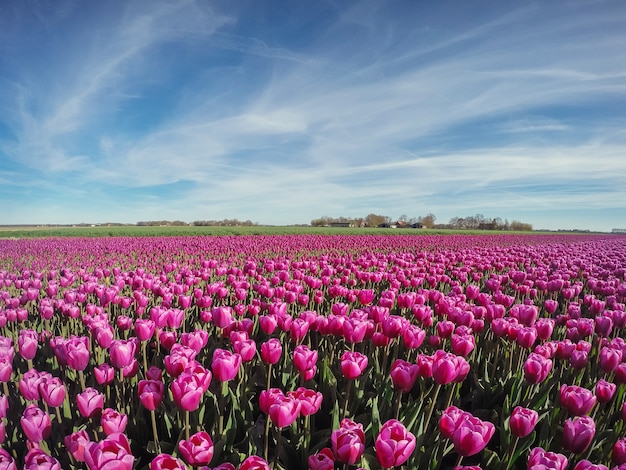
[572,461,608,470]
[134,319,156,342]
[439,406,470,439]
[595,379,617,404]
[211,306,234,329]
[18,329,39,361]
[432,351,469,385]
[64,337,91,371]
[64,429,90,462]
[341,351,368,379]
[527,447,568,470]
[109,339,137,369]
[178,431,214,466]
[293,345,318,372]
[357,289,375,305]
[308,448,335,470]
[613,437,626,465]
[562,416,595,454]
[76,387,105,419]
[260,338,282,365]
[452,414,495,457]
[20,404,52,442]
[39,376,66,408]
[239,455,271,470]
[509,406,539,438]
[85,432,134,470]
[212,348,242,382]
[101,408,128,435]
[0,448,17,470]
[150,453,187,470]
[331,419,365,465]
[269,395,301,429]
[523,352,553,384]
[23,449,61,470]
[233,339,257,363]
[560,384,596,416]
[375,419,416,468]
[599,346,622,373]
[171,373,203,411]
[0,357,12,383]
[259,388,284,414]
[390,359,419,393]
[288,387,323,416]
[138,379,165,411]
[94,363,115,386]
[19,368,43,401]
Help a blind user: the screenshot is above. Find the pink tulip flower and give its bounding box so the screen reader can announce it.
[239,455,271,470]
[138,379,165,411]
[613,437,626,465]
[293,345,318,372]
[452,414,495,457]
[599,346,622,373]
[23,449,61,470]
[233,339,257,363]
[85,432,134,470]
[509,406,539,438]
[64,429,90,462]
[101,408,128,435]
[572,461,608,470]
[560,384,596,416]
[64,337,91,371]
[0,448,16,469]
[20,404,52,442]
[288,387,323,417]
[178,431,214,466]
[76,387,105,419]
[171,373,204,412]
[439,406,470,439]
[595,379,617,404]
[308,448,335,470]
[269,395,301,429]
[390,359,419,393]
[212,349,242,382]
[94,363,115,386]
[109,339,138,369]
[260,339,282,365]
[523,353,553,384]
[527,447,568,470]
[150,453,187,470]
[375,419,416,468]
[562,416,595,454]
[18,329,39,361]
[39,376,66,408]
[341,351,368,379]
[331,419,365,465]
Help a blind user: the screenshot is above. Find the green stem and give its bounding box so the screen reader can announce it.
[151,409,161,454]
[505,436,520,470]
[343,379,353,419]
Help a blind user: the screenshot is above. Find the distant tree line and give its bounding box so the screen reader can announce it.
[137,220,189,226]
[445,214,532,231]
[192,219,257,227]
[311,212,533,231]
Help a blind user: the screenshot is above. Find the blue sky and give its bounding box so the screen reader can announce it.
[1,0,625,231]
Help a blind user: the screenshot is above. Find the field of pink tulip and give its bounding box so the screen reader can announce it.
[0,233,625,470]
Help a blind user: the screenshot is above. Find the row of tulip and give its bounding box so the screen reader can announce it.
[0,234,624,469]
